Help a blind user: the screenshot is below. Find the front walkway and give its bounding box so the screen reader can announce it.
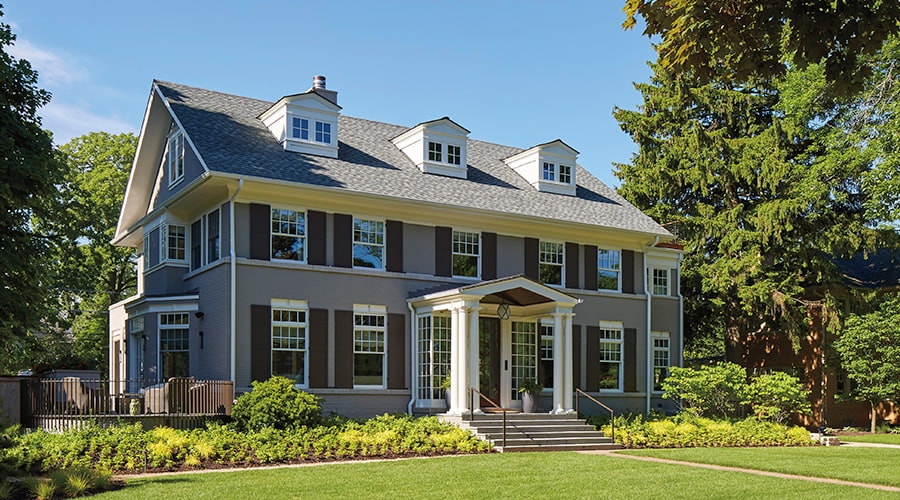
[582,449,900,493]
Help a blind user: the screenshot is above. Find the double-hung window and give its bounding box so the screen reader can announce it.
[428,141,442,162]
[291,117,309,140]
[162,224,186,262]
[206,209,220,263]
[598,322,623,390]
[354,310,386,387]
[271,208,306,262]
[651,268,669,295]
[652,332,670,392]
[272,304,308,386]
[597,249,621,291]
[539,241,564,286]
[159,312,190,380]
[416,314,451,401]
[353,218,385,269]
[542,162,555,181]
[539,323,554,389]
[452,230,479,278]
[190,220,202,270]
[167,132,184,185]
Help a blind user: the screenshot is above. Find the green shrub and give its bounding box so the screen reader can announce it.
[662,363,747,418]
[602,414,814,448]
[742,371,811,424]
[231,377,323,431]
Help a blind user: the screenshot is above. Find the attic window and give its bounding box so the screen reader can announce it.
[292,118,309,140]
[167,131,185,186]
[291,117,333,145]
[559,165,572,184]
[428,142,442,162]
[447,144,461,165]
[503,140,578,196]
[391,117,470,179]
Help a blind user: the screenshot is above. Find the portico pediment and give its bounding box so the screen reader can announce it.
[408,275,581,309]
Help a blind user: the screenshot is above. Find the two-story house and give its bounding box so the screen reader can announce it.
[109,76,683,418]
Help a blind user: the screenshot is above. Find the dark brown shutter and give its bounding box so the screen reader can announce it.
[250,305,271,384]
[434,226,452,277]
[307,210,327,266]
[333,214,352,268]
[481,232,497,280]
[565,242,579,289]
[583,244,598,291]
[333,310,354,388]
[249,203,271,261]
[585,325,600,392]
[387,313,406,389]
[386,220,404,273]
[149,227,160,268]
[670,268,679,297]
[624,327,637,392]
[622,250,635,294]
[308,309,328,388]
[524,237,539,281]
[572,325,582,391]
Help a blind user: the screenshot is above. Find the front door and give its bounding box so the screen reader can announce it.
[478,317,501,407]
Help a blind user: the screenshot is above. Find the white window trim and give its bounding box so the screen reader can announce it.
[205,208,221,264]
[352,217,386,271]
[650,267,669,296]
[190,218,203,271]
[415,312,452,404]
[557,164,572,185]
[271,299,309,388]
[160,223,187,264]
[158,312,190,380]
[539,240,565,287]
[651,331,670,393]
[598,321,624,392]
[539,322,554,393]
[353,304,387,389]
[270,207,307,263]
[597,248,622,292]
[288,115,335,145]
[167,131,185,187]
[451,229,481,279]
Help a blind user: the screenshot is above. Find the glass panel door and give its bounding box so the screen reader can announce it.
[510,321,537,401]
[478,317,501,406]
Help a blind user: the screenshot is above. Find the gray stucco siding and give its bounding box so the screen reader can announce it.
[496,235,524,277]
[143,265,189,295]
[402,223,435,275]
[184,264,232,381]
[234,202,250,258]
[650,297,680,336]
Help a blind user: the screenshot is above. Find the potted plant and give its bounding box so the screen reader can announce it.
[517,378,543,413]
[440,372,452,409]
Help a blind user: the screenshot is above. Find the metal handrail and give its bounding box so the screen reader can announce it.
[575,388,615,441]
[469,387,517,448]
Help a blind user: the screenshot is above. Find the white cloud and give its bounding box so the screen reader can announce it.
[7,38,86,87]
[40,101,136,144]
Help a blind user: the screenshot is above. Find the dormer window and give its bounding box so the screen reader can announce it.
[315,121,332,143]
[503,140,578,196]
[259,75,341,159]
[392,117,470,179]
[292,118,309,140]
[167,131,184,186]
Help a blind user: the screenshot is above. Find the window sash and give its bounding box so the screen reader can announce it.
[598,326,623,390]
[447,144,461,165]
[163,224,186,261]
[428,141,442,162]
[168,133,184,184]
[315,121,331,143]
[190,219,202,270]
[542,162,555,181]
[159,312,189,380]
[354,313,386,387]
[651,268,668,295]
[352,218,385,269]
[597,249,621,291]
[272,307,308,385]
[416,315,451,401]
[539,241,564,286]
[291,117,309,140]
[206,210,220,263]
[511,321,537,400]
[452,231,479,277]
[558,164,572,184]
[271,208,306,261]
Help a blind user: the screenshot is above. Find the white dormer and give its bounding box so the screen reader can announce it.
[504,140,578,196]
[391,117,469,179]
[259,75,341,159]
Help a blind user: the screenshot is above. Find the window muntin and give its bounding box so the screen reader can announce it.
[511,321,537,400]
[271,208,306,262]
[558,164,572,184]
[206,209,220,263]
[168,132,184,185]
[539,241,564,286]
[190,219,202,270]
[598,325,623,390]
[159,312,189,380]
[291,117,309,140]
[354,312,386,387]
[352,218,385,269]
[651,268,669,295]
[452,230,479,278]
[428,141,442,162]
[163,224,186,262]
[272,307,307,386]
[447,144,461,165]
[542,162,555,181]
[597,249,621,291]
[539,324,554,390]
[315,121,331,144]
[416,314,451,401]
[652,332,670,392]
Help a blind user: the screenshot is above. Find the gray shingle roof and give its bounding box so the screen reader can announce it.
[156,80,670,237]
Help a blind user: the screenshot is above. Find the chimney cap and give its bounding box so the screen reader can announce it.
[312,75,326,89]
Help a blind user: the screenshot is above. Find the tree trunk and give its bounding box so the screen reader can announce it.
[870,401,877,433]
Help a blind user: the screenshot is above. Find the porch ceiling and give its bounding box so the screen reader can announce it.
[481,287,552,307]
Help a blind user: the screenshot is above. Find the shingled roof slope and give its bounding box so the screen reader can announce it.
[156,80,671,237]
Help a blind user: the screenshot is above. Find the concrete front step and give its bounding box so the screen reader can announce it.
[440,413,622,452]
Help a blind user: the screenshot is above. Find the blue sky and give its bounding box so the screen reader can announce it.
[6,1,656,188]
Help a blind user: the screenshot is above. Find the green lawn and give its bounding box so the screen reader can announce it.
[94,452,899,499]
[625,446,900,487]
[839,433,900,445]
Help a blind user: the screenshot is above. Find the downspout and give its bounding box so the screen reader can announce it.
[407,301,416,415]
[229,179,244,384]
[645,236,659,416]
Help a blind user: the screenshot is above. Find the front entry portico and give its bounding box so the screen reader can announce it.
[409,276,581,415]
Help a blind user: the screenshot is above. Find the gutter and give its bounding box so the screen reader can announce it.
[229,179,244,383]
[645,236,659,416]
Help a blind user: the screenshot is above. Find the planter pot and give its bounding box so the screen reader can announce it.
[444,389,451,410]
[522,392,539,413]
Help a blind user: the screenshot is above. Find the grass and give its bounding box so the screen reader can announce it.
[839,433,900,445]
[92,452,900,499]
[625,446,900,487]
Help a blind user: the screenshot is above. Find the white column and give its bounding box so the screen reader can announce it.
[552,312,564,413]
[467,303,481,413]
[455,303,470,414]
[563,312,575,411]
[449,307,461,414]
